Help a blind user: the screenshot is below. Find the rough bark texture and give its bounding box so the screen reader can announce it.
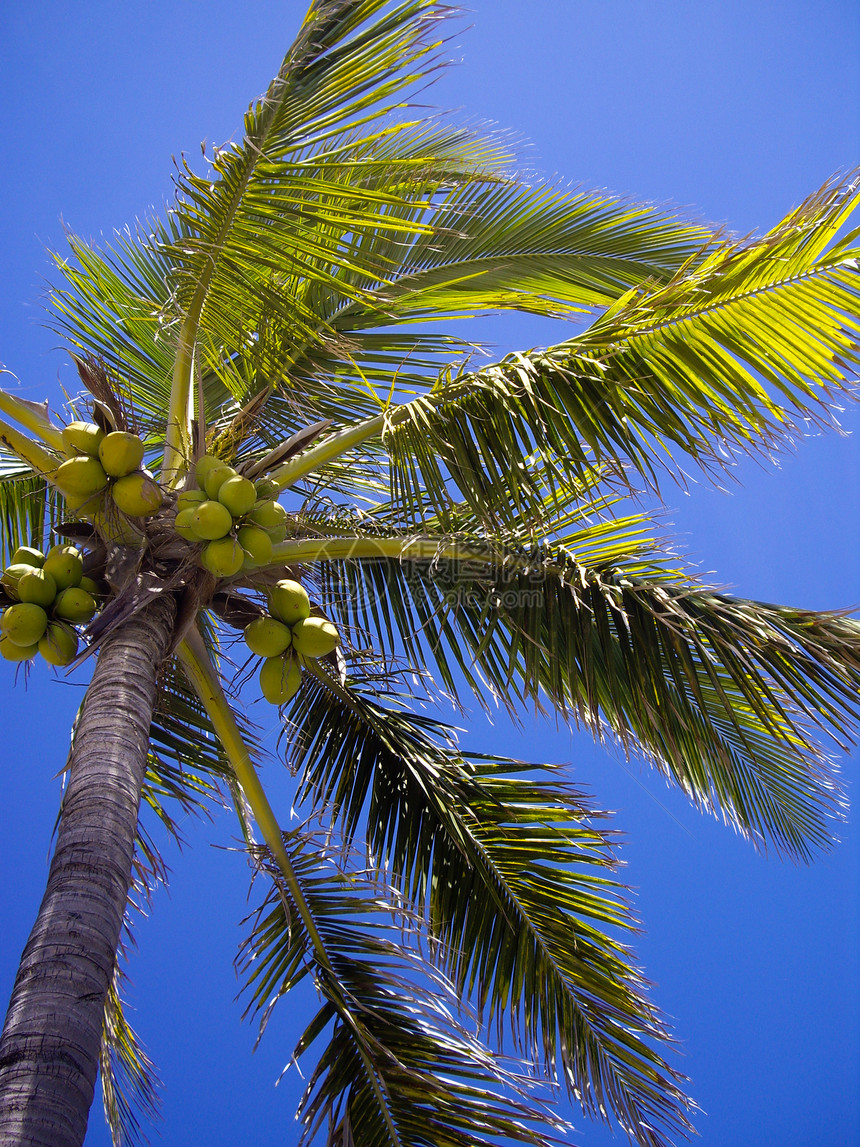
[0,593,177,1147]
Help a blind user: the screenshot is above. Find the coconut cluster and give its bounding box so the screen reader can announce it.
[174,455,289,578]
[54,423,164,519]
[243,579,340,704]
[0,544,103,666]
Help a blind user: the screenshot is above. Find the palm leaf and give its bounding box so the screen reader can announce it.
[239,828,571,1147]
[380,173,860,520]
[99,966,161,1147]
[0,450,63,566]
[283,672,692,1146]
[271,517,859,858]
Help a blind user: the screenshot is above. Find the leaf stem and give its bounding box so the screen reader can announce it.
[177,628,331,960]
[177,626,402,1144]
[0,417,61,478]
[0,390,65,453]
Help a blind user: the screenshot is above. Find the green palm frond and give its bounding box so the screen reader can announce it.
[329,179,715,320]
[146,657,266,846]
[0,450,63,566]
[50,223,184,426]
[273,523,859,858]
[99,967,161,1147]
[379,173,860,519]
[284,673,691,1146]
[240,829,571,1147]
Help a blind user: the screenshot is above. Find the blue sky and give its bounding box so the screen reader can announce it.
[1,3,858,1145]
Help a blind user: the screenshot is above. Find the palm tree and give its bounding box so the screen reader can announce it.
[1,3,859,1145]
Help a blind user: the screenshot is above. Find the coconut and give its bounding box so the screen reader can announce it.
[254,478,280,500]
[201,538,244,578]
[267,524,288,545]
[55,456,109,500]
[42,545,83,591]
[0,633,38,662]
[39,621,79,666]
[1,564,34,600]
[204,464,237,500]
[290,616,340,659]
[112,472,164,517]
[259,654,302,705]
[62,486,106,516]
[195,454,224,486]
[17,569,58,609]
[11,546,44,568]
[248,499,287,531]
[62,421,105,457]
[53,587,98,624]
[174,508,204,542]
[98,431,145,477]
[91,509,145,547]
[79,576,109,599]
[244,616,292,658]
[191,500,233,540]
[269,579,310,625]
[237,526,273,568]
[176,489,208,513]
[1,603,48,646]
[217,475,257,517]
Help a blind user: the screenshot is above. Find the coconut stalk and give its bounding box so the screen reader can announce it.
[176,626,402,1141]
[0,391,65,454]
[0,418,61,480]
[0,592,177,1147]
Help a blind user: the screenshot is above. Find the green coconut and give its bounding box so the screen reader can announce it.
[79,576,109,599]
[39,621,79,666]
[62,421,105,457]
[53,587,98,624]
[217,475,257,517]
[112,472,164,517]
[11,546,44,569]
[201,538,244,578]
[1,564,34,600]
[269,579,310,625]
[55,456,109,500]
[254,478,280,500]
[244,616,292,658]
[237,526,273,568]
[259,654,302,705]
[191,500,233,540]
[174,507,204,542]
[204,464,237,500]
[98,431,145,477]
[290,616,340,660]
[267,524,288,545]
[91,508,145,547]
[17,569,58,609]
[1,603,48,646]
[176,489,208,513]
[62,486,106,516]
[248,499,287,531]
[195,455,224,486]
[0,633,38,662]
[42,546,83,591]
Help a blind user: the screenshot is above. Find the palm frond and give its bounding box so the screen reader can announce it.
[283,674,691,1146]
[99,968,161,1147]
[0,450,63,566]
[272,521,860,858]
[240,828,571,1147]
[381,173,860,519]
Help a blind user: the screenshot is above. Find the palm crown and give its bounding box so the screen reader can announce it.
[1,3,859,1146]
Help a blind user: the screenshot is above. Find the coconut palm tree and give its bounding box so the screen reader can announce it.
[1,3,859,1146]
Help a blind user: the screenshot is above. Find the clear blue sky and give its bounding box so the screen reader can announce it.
[1,3,858,1145]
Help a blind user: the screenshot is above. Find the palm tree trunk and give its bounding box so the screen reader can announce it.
[0,593,177,1147]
